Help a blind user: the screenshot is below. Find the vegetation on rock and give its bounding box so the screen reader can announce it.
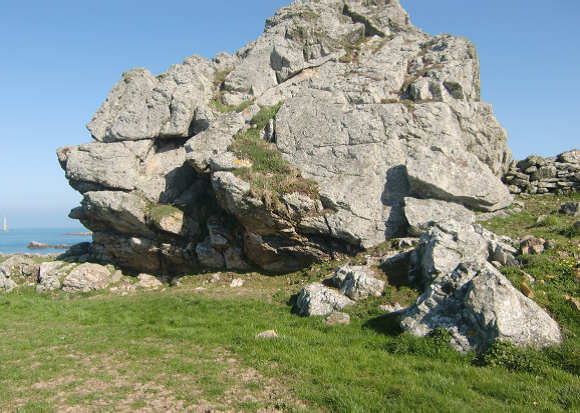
[230,103,319,206]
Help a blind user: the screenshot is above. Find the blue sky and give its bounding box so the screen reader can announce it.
[0,0,578,228]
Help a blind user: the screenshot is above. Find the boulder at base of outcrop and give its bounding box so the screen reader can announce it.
[61,263,111,293]
[333,266,385,300]
[0,265,17,292]
[36,261,73,293]
[400,260,562,352]
[401,219,561,352]
[134,273,163,289]
[0,256,40,283]
[296,283,354,316]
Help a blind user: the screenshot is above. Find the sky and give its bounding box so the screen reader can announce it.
[0,0,578,228]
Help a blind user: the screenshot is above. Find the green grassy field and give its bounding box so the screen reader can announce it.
[2,193,580,412]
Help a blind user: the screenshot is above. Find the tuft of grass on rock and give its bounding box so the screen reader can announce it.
[230,103,319,206]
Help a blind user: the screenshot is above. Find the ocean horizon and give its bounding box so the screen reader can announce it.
[0,228,92,255]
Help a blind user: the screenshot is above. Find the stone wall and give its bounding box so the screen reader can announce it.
[505,150,580,195]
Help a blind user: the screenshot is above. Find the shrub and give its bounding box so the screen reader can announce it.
[477,340,537,372]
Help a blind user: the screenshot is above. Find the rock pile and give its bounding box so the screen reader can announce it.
[505,150,580,195]
[56,0,512,274]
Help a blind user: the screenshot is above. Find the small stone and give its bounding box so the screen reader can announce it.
[230,278,245,288]
[210,273,221,283]
[256,330,278,339]
[491,261,502,269]
[537,215,547,224]
[324,312,351,325]
[532,244,545,254]
[522,272,535,283]
[521,282,534,298]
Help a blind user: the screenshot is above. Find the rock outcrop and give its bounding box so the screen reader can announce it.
[57,0,512,274]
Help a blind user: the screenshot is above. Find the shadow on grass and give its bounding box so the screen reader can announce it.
[362,313,403,336]
[286,293,302,316]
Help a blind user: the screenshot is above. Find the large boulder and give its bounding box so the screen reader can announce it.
[36,261,74,293]
[401,260,562,352]
[61,263,111,293]
[57,0,513,273]
[400,220,562,352]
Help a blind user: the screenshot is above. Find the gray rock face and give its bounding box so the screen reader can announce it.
[401,220,561,352]
[296,283,354,316]
[406,146,512,212]
[58,0,513,274]
[404,197,475,237]
[333,266,385,300]
[61,263,111,293]
[87,56,215,142]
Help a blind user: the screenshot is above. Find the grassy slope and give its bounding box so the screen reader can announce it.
[2,193,580,412]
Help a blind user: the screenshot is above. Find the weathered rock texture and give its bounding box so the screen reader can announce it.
[61,263,111,293]
[296,283,354,316]
[57,0,512,274]
[504,150,580,195]
[400,219,562,352]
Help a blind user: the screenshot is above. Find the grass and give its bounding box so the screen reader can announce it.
[229,103,319,206]
[147,204,182,222]
[209,97,254,114]
[2,193,580,412]
[339,44,361,64]
[1,263,580,412]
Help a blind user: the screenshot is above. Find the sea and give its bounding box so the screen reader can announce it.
[0,228,93,255]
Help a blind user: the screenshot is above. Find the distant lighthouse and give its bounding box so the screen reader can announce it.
[2,215,7,232]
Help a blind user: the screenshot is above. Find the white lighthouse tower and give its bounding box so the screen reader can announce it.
[2,215,7,232]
